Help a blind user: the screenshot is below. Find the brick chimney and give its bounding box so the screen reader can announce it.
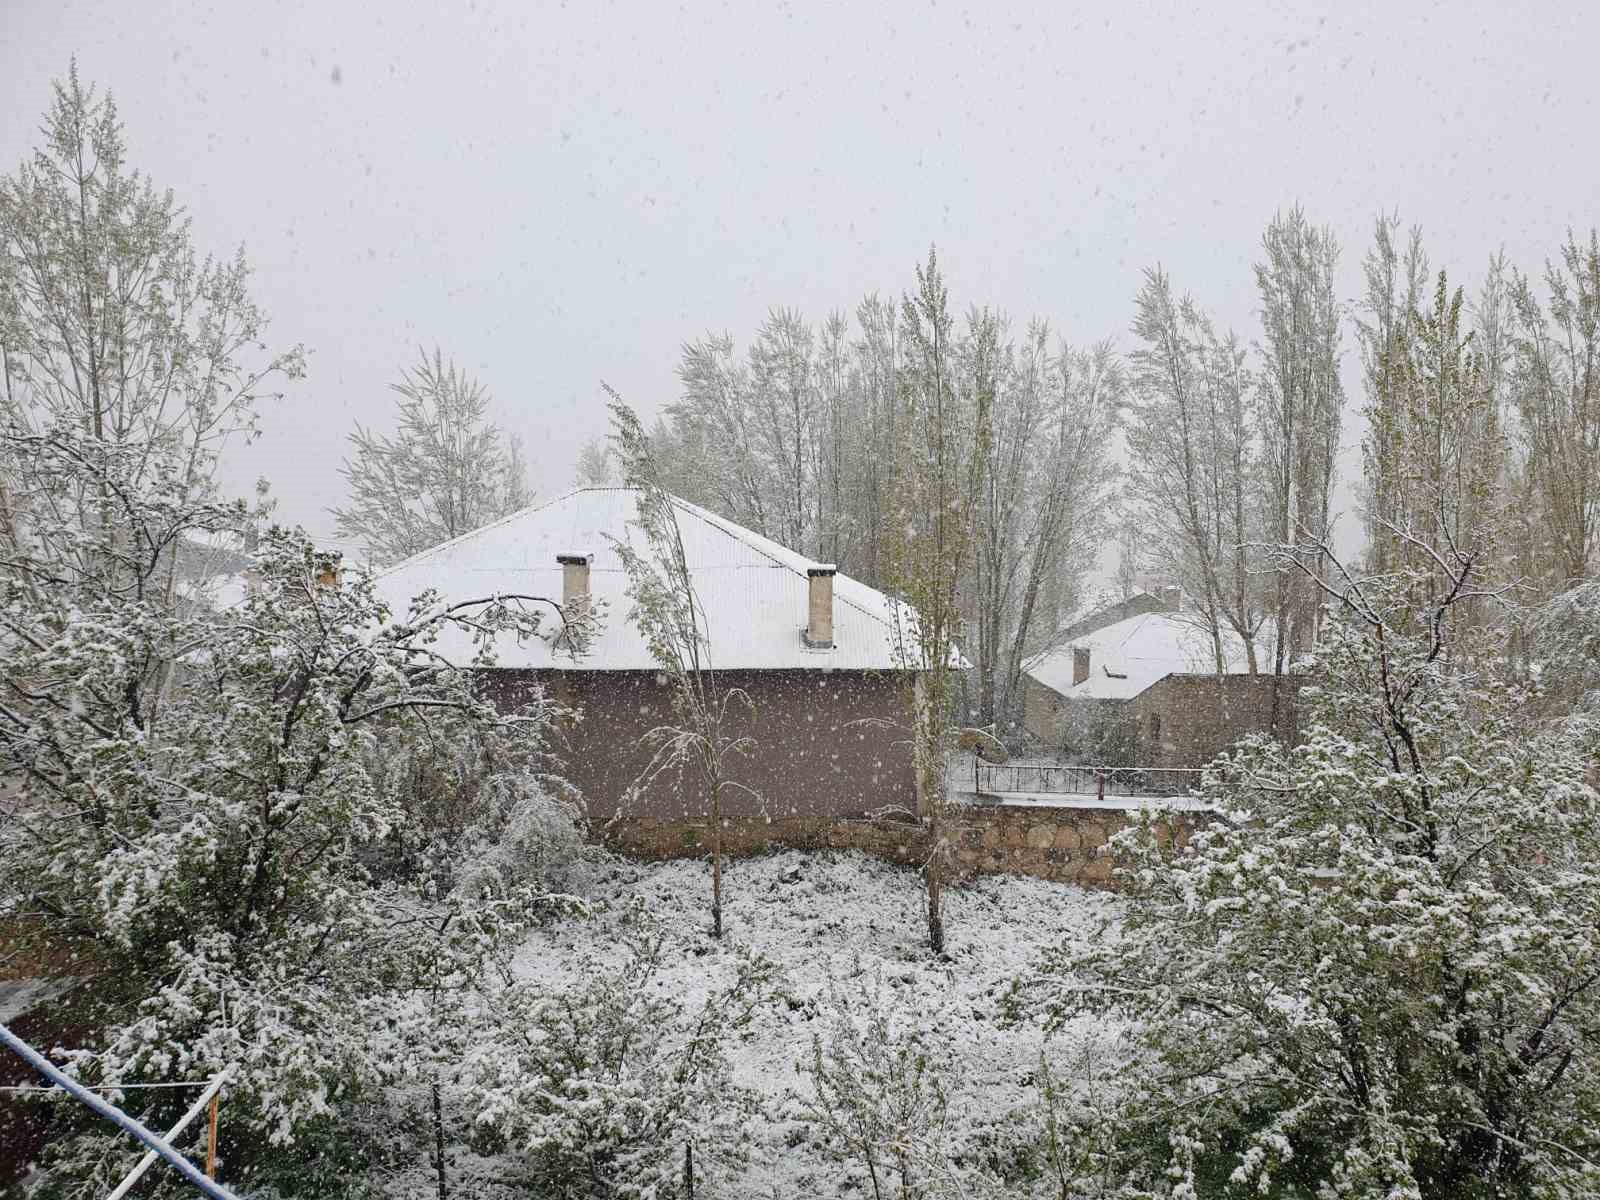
[1072,645,1091,686]
[803,565,837,649]
[556,553,591,612]
[314,553,340,589]
[1160,584,1182,612]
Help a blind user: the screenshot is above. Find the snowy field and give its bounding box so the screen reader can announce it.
[505,849,1123,1197]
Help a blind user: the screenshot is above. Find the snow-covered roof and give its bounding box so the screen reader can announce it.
[1024,611,1267,700]
[177,570,253,612]
[373,487,918,672]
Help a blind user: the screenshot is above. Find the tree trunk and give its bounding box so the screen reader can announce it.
[913,674,946,955]
[431,1078,448,1200]
[925,822,945,956]
[711,782,723,939]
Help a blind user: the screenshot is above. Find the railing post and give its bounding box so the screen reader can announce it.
[1096,769,1105,801]
[206,1089,219,1179]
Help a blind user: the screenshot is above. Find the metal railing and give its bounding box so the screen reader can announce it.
[0,1021,238,1199]
[974,762,1202,799]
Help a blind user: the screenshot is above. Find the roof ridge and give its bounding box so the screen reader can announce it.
[373,487,900,639]
[374,488,587,578]
[665,496,891,631]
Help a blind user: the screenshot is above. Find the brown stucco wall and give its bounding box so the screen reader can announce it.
[1128,673,1300,768]
[479,668,918,824]
[607,803,1208,890]
[1022,676,1133,760]
[1022,675,1065,744]
[1025,672,1301,768]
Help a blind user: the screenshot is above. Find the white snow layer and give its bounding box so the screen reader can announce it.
[1024,610,1269,700]
[508,849,1122,1197]
[372,487,923,672]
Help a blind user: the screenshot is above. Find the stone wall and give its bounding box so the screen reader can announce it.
[603,802,1205,890]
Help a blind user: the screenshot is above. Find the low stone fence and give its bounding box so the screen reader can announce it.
[602,800,1207,890]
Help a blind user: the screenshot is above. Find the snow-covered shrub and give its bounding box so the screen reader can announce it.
[1031,566,1600,1199]
[799,974,993,1200]
[365,720,593,899]
[462,906,776,1198]
[966,1042,1139,1200]
[2,526,585,1189]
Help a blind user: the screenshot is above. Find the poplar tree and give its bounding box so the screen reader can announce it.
[332,347,531,567]
[607,389,755,940]
[1255,206,1345,670]
[883,248,991,956]
[1509,230,1600,591]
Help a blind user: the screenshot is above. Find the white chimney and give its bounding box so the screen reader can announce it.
[557,553,591,612]
[803,564,837,649]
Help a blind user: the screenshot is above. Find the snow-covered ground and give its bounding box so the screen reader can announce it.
[510,848,1123,1196]
[0,977,77,1024]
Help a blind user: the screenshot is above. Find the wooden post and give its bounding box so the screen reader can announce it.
[1096,769,1105,802]
[205,1088,219,1179]
[684,1142,695,1200]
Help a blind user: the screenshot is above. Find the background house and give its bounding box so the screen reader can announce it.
[374,488,918,825]
[1022,592,1295,768]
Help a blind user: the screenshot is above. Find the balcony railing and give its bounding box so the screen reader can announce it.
[973,762,1202,800]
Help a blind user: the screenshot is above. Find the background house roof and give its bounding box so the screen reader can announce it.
[373,487,917,671]
[1024,611,1268,701]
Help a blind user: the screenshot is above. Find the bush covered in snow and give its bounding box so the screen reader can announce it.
[5,529,592,1189]
[1031,566,1600,1199]
[800,974,969,1199]
[461,901,777,1198]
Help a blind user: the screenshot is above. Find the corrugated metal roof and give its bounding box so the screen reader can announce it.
[373,487,917,671]
[1024,611,1269,700]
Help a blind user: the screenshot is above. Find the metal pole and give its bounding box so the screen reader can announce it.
[205,1089,219,1180]
[0,1022,242,1200]
[105,1070,228,1200]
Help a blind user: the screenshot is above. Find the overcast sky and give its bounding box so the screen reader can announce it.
[6,0,1598,556]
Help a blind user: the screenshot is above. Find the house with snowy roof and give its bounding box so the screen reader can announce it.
[1022,591,1296,768]
[374,487,918,828]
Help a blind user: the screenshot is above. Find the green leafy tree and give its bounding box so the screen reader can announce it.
[1362,271,1507,615]
[333,347,532,567]
[2,521,587,1184]
[1030,536,1600,1198]
[883,248,992,955]
[606,388,756,940]
[1509,230,1600,591]
[0,62,303,618]
[1254,206,1345,670]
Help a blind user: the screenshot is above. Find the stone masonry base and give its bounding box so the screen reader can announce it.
[600,803,1202,890]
